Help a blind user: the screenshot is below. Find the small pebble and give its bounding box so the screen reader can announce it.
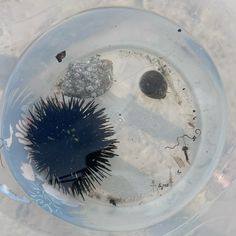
[55,50,66,63]
[139,70,168,99]
[109,199,117,206]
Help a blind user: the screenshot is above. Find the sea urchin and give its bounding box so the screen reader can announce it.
[17,94,118,199]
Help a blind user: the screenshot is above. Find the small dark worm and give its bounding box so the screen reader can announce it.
[165,136,183,150]
[182,129,201,142]
[165,129,201,150]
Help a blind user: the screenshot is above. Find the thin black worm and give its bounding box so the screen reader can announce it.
[165,129,201,150]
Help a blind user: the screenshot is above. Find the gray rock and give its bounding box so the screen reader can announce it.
[58,56,113,98]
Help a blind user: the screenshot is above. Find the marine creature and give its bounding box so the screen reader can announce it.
[17,94,118,199]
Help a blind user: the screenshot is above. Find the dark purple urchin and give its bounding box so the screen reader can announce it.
[19,94,118,199]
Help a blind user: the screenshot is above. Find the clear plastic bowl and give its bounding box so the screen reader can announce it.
[0,7,226,231]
